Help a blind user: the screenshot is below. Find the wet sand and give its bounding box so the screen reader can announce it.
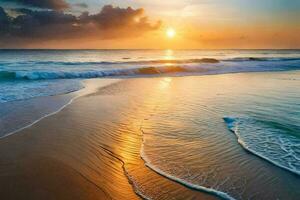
[0,78,215,200]
[1,73,299,200]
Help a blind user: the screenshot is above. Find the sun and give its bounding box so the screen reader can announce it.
[166,28,176,38]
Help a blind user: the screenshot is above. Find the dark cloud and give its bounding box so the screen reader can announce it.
[80,5,160,31]
[0,5,161,47]
[0,7,9,23]
[0,0,69,10]
[0,7,11,35]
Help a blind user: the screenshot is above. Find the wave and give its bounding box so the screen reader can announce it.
[223,117,300,176]
[140,135,235,200]
[4,57,300,66]
[224,57,300,62]
[2,66,205,80]
[1,59,299,81]
[2,57,300,67]
[0,71,16,80]
[0,58,220,66]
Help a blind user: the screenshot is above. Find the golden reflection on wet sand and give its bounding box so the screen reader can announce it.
[0,77,216,200]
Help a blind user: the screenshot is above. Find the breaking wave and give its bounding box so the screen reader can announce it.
[224,57,300,62]
[0,57,299,81]
[0,58,219,66]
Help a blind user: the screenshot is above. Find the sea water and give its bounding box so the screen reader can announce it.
[0,49,299,199]
[0,49,299,102]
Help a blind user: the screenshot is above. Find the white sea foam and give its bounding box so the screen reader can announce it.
[223,117,300,176]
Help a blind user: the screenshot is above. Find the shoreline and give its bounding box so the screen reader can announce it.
[0,79,121,139]
[0,78,139,200]
[0,72,299,199]
[0,77,216,200]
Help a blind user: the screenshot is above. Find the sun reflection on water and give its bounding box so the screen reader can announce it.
[164,49,174,61]
[159,77,172,90]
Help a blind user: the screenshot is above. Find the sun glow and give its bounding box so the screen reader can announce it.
[166,28,176,38]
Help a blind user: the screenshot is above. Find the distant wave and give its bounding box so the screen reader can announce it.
[0,58,219,66]
[224,57,300,62]
[125,58,220,64]
[2,57,300,67]
[223,117,300,176]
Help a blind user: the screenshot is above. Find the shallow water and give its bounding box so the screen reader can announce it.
[50,72,299,200]
[131,72,300,199]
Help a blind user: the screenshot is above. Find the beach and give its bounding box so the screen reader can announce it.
[0,0,299,198]
[0,71,299,200]
[0,78,216,200]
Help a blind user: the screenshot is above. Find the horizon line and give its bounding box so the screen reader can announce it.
[0,48,300,51]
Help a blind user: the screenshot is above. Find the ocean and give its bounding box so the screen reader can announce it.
[0,49,299,103]
[0,49,299,199]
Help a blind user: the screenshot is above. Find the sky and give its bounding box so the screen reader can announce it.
[0,0,299,49]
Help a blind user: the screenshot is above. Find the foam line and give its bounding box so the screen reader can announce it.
[0,79,121,139]
[139,131,236,200]
[0,93,79,139]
